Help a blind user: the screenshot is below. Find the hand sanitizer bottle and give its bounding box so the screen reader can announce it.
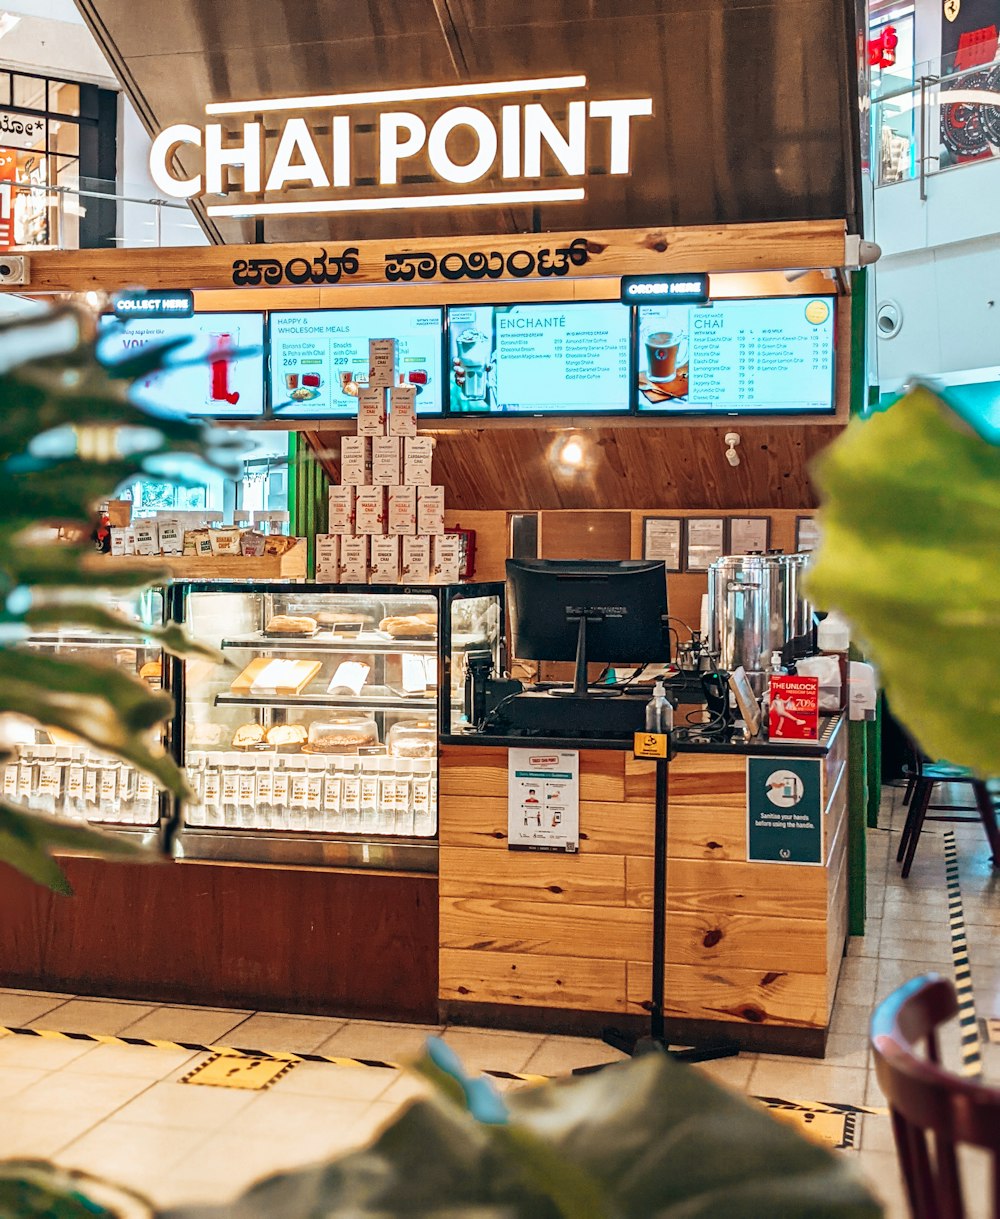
[644,680,673,733]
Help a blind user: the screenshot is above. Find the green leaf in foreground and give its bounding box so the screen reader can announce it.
[158,1053,880,1219]
[0,649,188,798]
[807,386,1000,774]
[0,801,147,895]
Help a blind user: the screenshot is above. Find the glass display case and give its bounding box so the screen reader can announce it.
[2,587,167,843]
[170,581,503,871]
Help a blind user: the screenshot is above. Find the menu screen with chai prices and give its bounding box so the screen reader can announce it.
[635,296,836,415]
[97,312,265,419]
[268,306,444,417]
[447,302,631,414]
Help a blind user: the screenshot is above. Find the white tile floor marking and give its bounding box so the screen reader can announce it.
[0,783,993,1219]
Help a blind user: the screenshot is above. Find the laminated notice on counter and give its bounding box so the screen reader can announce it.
[508,748,580,853]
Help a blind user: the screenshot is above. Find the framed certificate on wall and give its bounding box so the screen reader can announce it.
[642,517,683,571]
[729,516,771,555]
[685,517,726,571]
[796,516,822,553]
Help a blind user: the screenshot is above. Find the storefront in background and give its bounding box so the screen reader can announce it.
[0,68,117,250]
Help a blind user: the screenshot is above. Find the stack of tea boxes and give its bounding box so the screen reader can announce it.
[316,338,462,584]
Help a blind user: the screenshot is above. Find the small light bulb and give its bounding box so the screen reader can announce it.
[560,439,584,468]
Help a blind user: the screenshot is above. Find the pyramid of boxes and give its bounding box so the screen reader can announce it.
[316,338,462,585]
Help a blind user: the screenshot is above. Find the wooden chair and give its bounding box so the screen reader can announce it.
[896,750,1000,878]
[871,974,1000,1219]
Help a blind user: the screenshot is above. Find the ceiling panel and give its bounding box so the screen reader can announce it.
[75,0,862,244]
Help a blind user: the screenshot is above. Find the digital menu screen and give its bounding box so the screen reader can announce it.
[97,313,265,418]
[447,302,631,413]
[268,307,444,417]
[635,296,836,415]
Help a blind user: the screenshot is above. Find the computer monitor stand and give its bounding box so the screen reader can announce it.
[548,612,622,699]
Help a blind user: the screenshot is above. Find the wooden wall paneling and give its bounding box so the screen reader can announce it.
[625,856,828,920]
[439,846,628,907]
[538,510,633,560]
[664,910,829,974]
[626,961,828,1027]
[380,424,841,514]
[0,859,439,1021]
[439,896,652,961]
[440,948,629,1013]
[18,221,847,293]
[443,509,508,582]
[190,270,838,314]
[439,796,655,856]
[438,745,626,803]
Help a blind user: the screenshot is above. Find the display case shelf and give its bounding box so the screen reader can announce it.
[214,693,437,712]
[27,633,159,649]
[220,632,439,654]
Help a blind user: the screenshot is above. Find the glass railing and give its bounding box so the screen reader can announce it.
[874,58,1000,192]
[7,176,206,250]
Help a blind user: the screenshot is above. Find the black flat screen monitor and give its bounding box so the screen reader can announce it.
[97,312,265,419]
[506,558,670,698]
[447,301,631,414]
[635,295,836,416]
[268,306,444,417]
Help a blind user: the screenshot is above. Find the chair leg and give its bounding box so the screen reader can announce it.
[897,778,927,863]
[902,774,916,807]
[973,780,1000,870]
[901,781,934,879]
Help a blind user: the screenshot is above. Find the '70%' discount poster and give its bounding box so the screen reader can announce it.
[507,749,580,853]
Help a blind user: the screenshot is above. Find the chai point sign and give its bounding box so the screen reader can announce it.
[149,75,653,220]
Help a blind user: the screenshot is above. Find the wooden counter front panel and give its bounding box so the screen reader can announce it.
[0,858,439,1022]
[439,743,848,1029]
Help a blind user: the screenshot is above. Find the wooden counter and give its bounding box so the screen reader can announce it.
[438,719,848,1054]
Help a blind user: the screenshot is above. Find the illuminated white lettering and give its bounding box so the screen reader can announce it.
[379,112,426,185]
[149,123,203,198]
[265,118,329,191]
[588,98,653,173]
[205,122,262,194]
[331,114,351,188]
[523,101,586,177]
[427,106,497,184]
[501,104,521,178]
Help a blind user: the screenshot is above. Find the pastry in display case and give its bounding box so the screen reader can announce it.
[172,581,504,871]
[1,588,167,838]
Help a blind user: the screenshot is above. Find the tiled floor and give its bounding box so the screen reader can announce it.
[0,783,996,1216]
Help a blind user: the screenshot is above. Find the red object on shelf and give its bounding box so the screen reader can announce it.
[768,675,820,742]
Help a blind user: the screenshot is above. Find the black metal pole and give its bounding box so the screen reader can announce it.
[650,754,668,1041]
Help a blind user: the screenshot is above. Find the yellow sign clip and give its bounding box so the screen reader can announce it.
[633,732,668,759]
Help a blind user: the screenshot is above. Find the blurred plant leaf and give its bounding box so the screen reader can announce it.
[20,604,222,662]
[0,542,163,592]
[0,649,188,797]
[808,386,1000,774]
[158,1053,880,1219]
[0,800,145,896]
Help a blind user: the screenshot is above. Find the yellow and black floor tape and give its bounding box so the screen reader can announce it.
[944,829,983,1077]
[0,1022,888,1148]
[0,1025,550,1085]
